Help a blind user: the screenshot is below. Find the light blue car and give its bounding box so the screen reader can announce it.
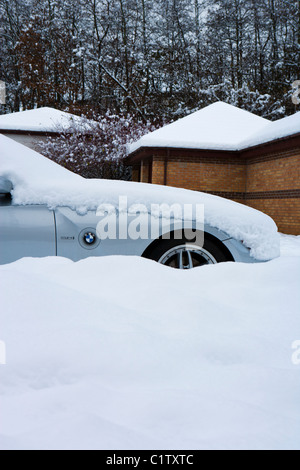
[0,174,273,269]
[0,135,279,268]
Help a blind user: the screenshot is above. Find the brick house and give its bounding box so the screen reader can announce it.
[126,102,300,235]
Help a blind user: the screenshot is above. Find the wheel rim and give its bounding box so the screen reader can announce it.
[158,244,218,269]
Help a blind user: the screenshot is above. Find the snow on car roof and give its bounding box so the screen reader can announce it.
[0,107,92,132]
[0,132,81,183]
[128,102,300,154]
[0,133,279,261]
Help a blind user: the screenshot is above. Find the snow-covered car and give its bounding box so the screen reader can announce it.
[0,134,280,268]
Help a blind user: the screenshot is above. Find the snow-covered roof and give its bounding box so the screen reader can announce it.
[241,111,300,148]
[0,107,92,133]
[0,133,279,261]
[128,102,300,154]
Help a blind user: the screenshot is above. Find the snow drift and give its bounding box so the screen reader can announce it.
[0,242,299,450]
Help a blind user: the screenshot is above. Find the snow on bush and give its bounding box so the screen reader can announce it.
[37,112,160,180]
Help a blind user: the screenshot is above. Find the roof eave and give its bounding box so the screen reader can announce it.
[125,132,300,165]
[0,129,93,136]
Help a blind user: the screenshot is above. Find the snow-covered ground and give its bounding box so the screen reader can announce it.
[0,234,299,450]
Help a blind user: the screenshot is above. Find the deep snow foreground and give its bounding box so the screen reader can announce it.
[0,236,299,450]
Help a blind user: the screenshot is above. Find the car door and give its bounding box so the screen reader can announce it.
[0,199,56,265]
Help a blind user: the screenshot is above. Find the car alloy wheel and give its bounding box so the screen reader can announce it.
[143,232,234,269]
[158,244,217,269]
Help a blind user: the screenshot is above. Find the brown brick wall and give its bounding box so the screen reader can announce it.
[152,158,165,185]
[246,198,300,235]
[245,152,300,234]
[247,154,300,192]
[132,165,140,182]
[165,160,246,192]
[140,161,150,183]
[130,148,300,235]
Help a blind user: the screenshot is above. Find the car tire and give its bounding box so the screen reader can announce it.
[144,234,233,269]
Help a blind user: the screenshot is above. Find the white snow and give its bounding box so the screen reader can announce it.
[280,233,300,257]
[0,107,92,132]
[0,133,81,184]
[129,102,270,153]
[0,134,280,261]
[242,111,300,148]
[0,234,299,450]
[128,102,300,154]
